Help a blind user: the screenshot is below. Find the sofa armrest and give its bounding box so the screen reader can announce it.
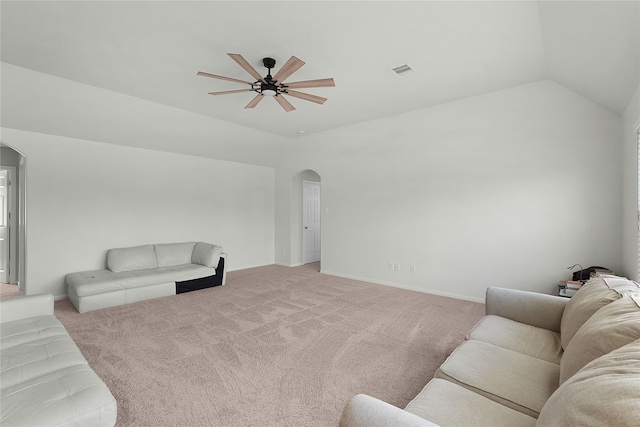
[1,294,54,323]
[339,394,440,427]
[485,287,568,332]
[218,253,227,286]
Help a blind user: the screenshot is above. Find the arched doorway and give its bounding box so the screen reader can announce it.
[291,170,321,266]
[0,143,26,294]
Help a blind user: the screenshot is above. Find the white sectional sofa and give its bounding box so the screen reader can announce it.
[1,294,117,427]
[66,241,226,313]
[340,275,640,427]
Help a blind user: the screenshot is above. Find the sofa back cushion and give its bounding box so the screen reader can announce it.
[191,242,223,268]
[107,244,158,272]
[537,338,640,427]
[559,295,640,384]
[154,242,196,267]
[560,275,640,349]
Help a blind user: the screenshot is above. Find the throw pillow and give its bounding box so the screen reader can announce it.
[560,275,639,349]
[191,242,223,268]
[154,242,196,267]
[107,244,158,272]
[538,338,640,427]
[560,294,640,384]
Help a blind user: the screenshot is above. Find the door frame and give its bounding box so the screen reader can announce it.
[285,169,321,267]
[0,167,17,284]
[0,143,27,292]
[302,180,321,264]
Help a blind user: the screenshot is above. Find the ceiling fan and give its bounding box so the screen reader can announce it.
[197,53,335,112]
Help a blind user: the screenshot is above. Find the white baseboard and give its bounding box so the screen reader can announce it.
[319,269,485,304]
[275,262,304,268]
[226,262,275,272]
[52,270,483,304]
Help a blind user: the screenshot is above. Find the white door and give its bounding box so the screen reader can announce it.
[0,170,8,283]
[303,181,321,264]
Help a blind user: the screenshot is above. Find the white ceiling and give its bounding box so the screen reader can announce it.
[1,1,638,139]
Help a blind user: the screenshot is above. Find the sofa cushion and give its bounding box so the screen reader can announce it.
[467,315,562,363]
[107,244,158,272]
[404,378,536,427]
[1,309,117,427]
[191,242,223,268]
[67,264,215,297]
[2,364,118,427]
[560,275,640,349]
[434,340,559,418]
[154,242,196,267]
[538,339,640,427]
[559,294,640,384]
[0,316,88,389]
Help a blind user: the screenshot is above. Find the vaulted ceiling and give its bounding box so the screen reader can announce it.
[1,1,638,139]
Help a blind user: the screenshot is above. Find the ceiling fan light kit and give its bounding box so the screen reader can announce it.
[198,53,335,112]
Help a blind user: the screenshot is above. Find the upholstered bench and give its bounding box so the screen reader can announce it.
[66,242,227,313]
[1,294,117,426]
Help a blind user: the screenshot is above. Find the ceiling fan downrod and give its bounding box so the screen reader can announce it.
[258,57,279,96]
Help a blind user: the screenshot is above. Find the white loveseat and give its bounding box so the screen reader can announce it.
[66,242,226,313]
[1,294,117,426]
[340,275,640,427]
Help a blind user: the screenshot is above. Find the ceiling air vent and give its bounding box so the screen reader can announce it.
[391,63,415,77]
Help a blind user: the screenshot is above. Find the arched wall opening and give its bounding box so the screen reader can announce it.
[0,143,27,294]
[291,169,321,267]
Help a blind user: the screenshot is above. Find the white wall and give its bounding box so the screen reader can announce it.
[1,58,627,303]
[275,80,623,302]
[1,128,275,299]
[1,62,288,168]
[622,86,640,280]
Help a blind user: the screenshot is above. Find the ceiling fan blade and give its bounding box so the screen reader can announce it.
[245,94,265,109]
[227,53,265,83]
[284,78,335,89]
[272,56,305,83]
[208,88,253,96]
[197,71,253,85]
[274,95,296,112]
[285,90,327,105]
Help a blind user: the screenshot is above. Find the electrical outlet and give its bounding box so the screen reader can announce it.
[389,262,394,270]
[394,263,400,271]
[410,265,416,273]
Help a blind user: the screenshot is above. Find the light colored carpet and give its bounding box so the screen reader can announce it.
[0,283,23,299]
[54,263,484,427]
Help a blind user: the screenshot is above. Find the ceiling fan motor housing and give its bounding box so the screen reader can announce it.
[260,83,279,96]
